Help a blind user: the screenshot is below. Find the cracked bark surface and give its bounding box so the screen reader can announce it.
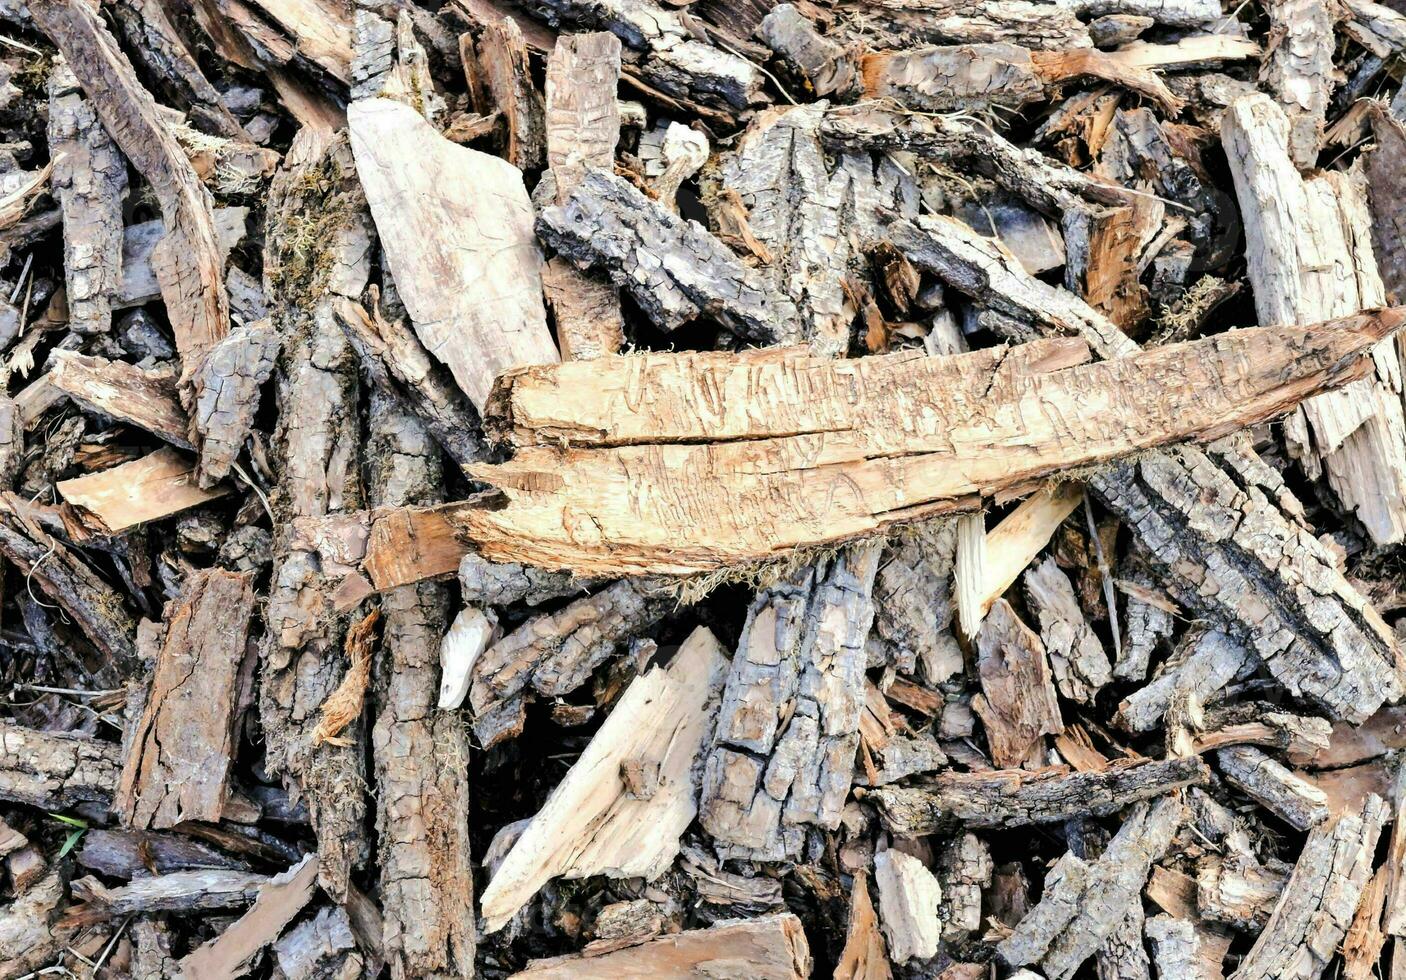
[870,756,1208,833]
[115,569,256,829]
[872,522,963,684]
[1261,0,1338,170]
[1216,745,1331,832]
[192,321,281,486]
[365,391,476,979]
[1024,555,1112,703]
[699,542,882,861]
[537,168,786,343]
[973,598,1063,769]
[997,795,1186,980]
[260,128,372,902]
[0,721,120,811]
[47,57,126,337]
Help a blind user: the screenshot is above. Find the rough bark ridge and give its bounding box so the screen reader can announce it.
[259,128,373,901]
[892,210,1406,724]
[1224,93,1406,546]
[699,542,883,860]
[47,57,127,337]
[998,795,1186,980]
[872,522,963,684]
[1261,0,1338,170]
[708,103,917,354]
[366,391,476,979]
[0,722,120,811]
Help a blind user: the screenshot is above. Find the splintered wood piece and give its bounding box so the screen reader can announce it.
[835,868,892,979]
[1384,766,1406,935]
[758,5,857,98]
[973,599,1063,769]
[543,33,624,360]
[1343,865,1390,980]
[997,795,1185,980]
[273,905,362,980]
[49,351,188,448]
[963,482,1085,636]
[367,394,477,977]
[64,869,270,926]
[870,756,1207,833]
[1261,0,1337,170]
[1225,93,1406,546]
[0,721,120,811]
[177,854,320,980]
[479,16,545,170]
[1216,745,1331,832]
[874,848,942,963]
[0,869,75,980]
[191,322,281,486]
[937,833,993,941]
[699,543,882,860]
[1146,913,1231,980]
[30,0,230,378]
[451,312,1394,577]
[58,447,230,533]
[239,0,352,84]
[537,168,786,343]
[1024,555,1112,703]
[510,913,811,978]
[115,569,256,829]
[479,626,728,932]
[48,58,126,336]
[349,97,558,411]
[1232,795,1388,980]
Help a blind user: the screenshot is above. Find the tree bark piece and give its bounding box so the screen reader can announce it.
[191,322,282,486]
[1118,629,1253,732]
[479,626,728,932]
[1225,92,1406,545]
[709,104,916,354]
[57,446,231,534]
[177,854,320,980]
[1368,104,1406,304]
[1261,0,1338,170]
[834,0,1093,50]
[0,869,76,980]
[937,833,993,941]
[525,0,767,112]
[873,847,942,963]
[47,57,127,336]
[348,97,558,412]
[115,569,256,829]
[1024,555,1112,703]
[468,577,669,745]
[1145,913,1229,980]
[973,598,1063,768]
[29,0,231,383]
[1216,745,1331,832]
[367,391,477,979]
[115,207,247,311]
[510,913,811,978]
[480,16,546,170]
[65,869,270,925]
[272,904,362,980]
[543,33,624,360]
[260,129,373,903]
[1197,852,1289,931]
[871,757,1207,834]
[698,543,882,861]
[873,522,962,683]
[757,5,857,98]
[537,168,786,343]
[0,721,119,811]
[1231,795,1388,980]
[896,209,1406,725]
[997,795,1186,980]
[49,351,188,448]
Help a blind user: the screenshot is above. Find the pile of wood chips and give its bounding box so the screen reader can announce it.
[2,0,1406,977]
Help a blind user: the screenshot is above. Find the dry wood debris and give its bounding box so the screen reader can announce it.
[4,0,1406,977]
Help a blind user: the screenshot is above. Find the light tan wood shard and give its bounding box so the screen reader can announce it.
[49,351,188,448]
[874,848,943,963]
[1225,92,1406,544]
[299,312,1403,582]
[835,869,893,980]
[348,97,558,411]
[177,853,320,980]
[479,626,728,932]
[510,913,811,979]
[58,446,230,534]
